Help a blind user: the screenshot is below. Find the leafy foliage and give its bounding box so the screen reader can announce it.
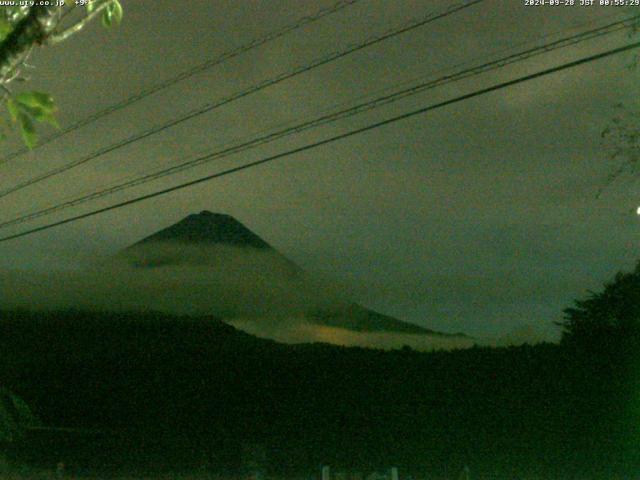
[6,92,58,148]
[0,1,124,149]
[0,308,636,478]
[102,0,124,28]
[559,260,640,348]
[0,6,30,43]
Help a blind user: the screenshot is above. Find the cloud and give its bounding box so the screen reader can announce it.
[227,319,475,351]
[0,242,526,351]
[1,244,353,319]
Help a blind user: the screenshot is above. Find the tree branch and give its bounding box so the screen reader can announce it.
[47,1,112,45]
[0,6,61,85]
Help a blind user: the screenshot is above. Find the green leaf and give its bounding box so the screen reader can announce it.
[15,91,55,114]
[0,18,13,42]
[102,8,112,28]
[17,104,44,119]
[6,92,60,140]
[43,114,60,129]
[18,104,59,129]
[17,112,36,149]
[0,113,9,142]
[111,1,123,25]
[102,0,123,28]
[6,99,19,123]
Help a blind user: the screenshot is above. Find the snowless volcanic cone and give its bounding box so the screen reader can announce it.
[117,210,469,343]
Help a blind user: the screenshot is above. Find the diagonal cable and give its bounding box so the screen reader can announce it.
[0,13,635,230]
[0,0,362,164]
[0,39,638,243]
[0,0,484,200]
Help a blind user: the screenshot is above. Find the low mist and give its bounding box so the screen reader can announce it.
[0,243,546,350]
[2,244,352,318]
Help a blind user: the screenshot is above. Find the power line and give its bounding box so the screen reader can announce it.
[0,14,635,230]
[0,0,361,164]
[0,0,484,201]
[0,39,637,244]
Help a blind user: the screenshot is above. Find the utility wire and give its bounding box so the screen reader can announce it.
[1,14,635,229]
[0,0,484,200]
[0,39,637,244]
[0,0,361,164]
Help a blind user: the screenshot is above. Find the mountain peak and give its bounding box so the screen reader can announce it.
[194,210,226,219]
[129,211,272,249]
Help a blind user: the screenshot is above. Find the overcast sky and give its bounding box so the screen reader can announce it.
[0,0,639,342]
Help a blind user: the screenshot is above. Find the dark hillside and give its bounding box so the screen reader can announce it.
[0,309,635,478]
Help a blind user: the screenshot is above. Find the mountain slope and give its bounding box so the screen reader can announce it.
[309,303,465,336]
[119,211,465,338]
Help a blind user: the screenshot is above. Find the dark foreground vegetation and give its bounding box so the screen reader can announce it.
[0,264,639,479]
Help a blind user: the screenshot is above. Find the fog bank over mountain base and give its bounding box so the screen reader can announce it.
[0,241,550,350]
[229,318,475,350]
[1,245,353,318]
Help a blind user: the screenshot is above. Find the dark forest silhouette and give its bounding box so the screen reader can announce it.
[0,261,638,479]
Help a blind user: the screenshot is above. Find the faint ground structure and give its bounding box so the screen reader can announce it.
[0,387,41,473]
[0,387,41,444]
